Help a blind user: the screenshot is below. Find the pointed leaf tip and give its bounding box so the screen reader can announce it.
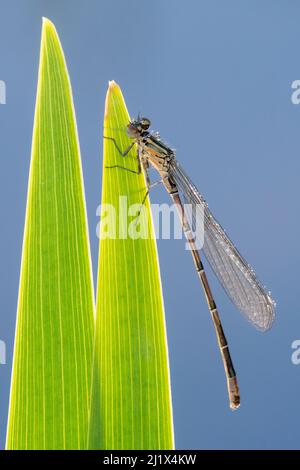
[42,17,56,33]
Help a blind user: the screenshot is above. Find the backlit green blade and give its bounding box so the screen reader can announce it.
[6,18,95,450]
[88,81,174,450]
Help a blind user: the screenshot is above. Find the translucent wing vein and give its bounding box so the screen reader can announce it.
[170,160,275,331]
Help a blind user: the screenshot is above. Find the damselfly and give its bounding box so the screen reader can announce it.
[104,116,275,409]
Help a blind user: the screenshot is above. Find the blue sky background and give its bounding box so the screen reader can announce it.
[0,0,299,449]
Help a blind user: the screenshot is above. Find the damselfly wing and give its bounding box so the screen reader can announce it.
[169,160,275,331]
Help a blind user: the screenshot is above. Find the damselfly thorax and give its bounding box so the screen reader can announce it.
[128,119,178,194]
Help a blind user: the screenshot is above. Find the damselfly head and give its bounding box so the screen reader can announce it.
[127,116,151,138]
[139,117,151,130]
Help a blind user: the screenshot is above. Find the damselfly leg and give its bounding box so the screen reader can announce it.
[104,134,162,220]
[104,135,141,174]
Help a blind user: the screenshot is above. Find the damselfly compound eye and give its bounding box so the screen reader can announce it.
[140,117,151,130]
